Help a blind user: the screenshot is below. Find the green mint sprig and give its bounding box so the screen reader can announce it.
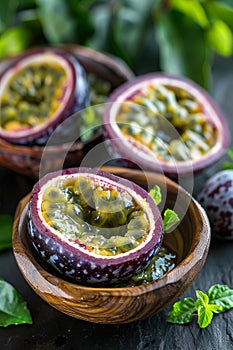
[149,186,180,233]
[167,284,233,328]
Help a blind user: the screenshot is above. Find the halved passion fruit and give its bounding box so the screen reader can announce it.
[0,48,88,145]
[103,73,230,175]
[27,168,163,284]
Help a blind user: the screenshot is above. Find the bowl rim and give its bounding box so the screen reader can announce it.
[12,167,211,297]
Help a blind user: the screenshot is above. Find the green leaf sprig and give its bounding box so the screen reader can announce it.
[149,185,180,233]
[167,284,233,328]
[0,279,33,327]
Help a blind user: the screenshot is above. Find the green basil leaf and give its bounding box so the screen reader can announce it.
[0,215,14,252]
[163,209,180,233]
[171,0,209,27]
[167,297,196,324]
[156,11,211,89]
[0,279,32,327]
[206,19,233,56]
[149,185,162,206]
[207,284,233,313]
[196,304,214,328]
[195,290,209,308]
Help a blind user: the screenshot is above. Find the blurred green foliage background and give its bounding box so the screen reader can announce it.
[0,0,233,90]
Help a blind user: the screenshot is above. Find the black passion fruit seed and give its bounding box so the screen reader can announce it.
[27,168,163,284]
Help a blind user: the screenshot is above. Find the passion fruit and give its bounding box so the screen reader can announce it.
[103,73,230,176]
[27,167,163,285]
[198,170,233,240]
[0,47,88,145]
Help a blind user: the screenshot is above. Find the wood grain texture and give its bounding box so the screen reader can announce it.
[0,45,133,179]
[12,167,210,324]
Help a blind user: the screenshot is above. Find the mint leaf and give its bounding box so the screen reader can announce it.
[149,185,162,205]
[0,279,32,327]
[167,297,196,324]
[195,290,209,307]
[167,284,233,328]
[207,284,233,313]
[163,209,180,233]
[0,215,14,252]
[196,304,214,329]
[222,148,233,169]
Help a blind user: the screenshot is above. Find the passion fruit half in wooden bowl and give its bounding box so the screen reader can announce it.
[12,166,210,324]
[103,73,231,177]
[0,45,133,178]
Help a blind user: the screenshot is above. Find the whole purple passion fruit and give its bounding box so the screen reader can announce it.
[198,170,233,240]
[0,48,88,145]
[103,73,230,176]
[27,167,163,285]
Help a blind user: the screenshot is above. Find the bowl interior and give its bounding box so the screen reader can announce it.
[12,167,210,323]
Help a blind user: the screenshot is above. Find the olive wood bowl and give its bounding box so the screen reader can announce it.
[12,167,210,324]
[0,45,133,179]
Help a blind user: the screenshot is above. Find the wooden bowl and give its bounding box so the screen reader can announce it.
[0,46,133,179]
[12,167,210,324]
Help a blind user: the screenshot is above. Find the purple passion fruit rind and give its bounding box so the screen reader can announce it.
[27,168,163,285]
[0,48,89,145]
[103,73,230,175]
[198,170,233,240]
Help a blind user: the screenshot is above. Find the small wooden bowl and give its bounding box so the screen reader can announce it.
[12,167,210,324]
[0,46,133,179]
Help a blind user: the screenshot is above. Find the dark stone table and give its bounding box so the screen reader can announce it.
[0,56,233,350]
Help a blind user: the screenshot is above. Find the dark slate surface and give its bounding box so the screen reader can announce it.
[0,56,233,350]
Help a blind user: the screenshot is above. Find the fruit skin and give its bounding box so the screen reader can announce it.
[198,170,233,240]
[0,47,89,145]
[103,73,231,176]
[27,167,163,285]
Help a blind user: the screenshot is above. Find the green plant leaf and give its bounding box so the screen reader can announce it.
[156,10,211,89]
[206,19,233,56]
[35,0,78,44]
[149,185,162,205]
[167,284,233,328]
[222,148,233,169]
[0,215,14,252]
[163,209,180,233]
[111,0,156,66]
[0,26,31,59]
[0,279,32,327]
[0,0,18,31]
[167,297,196,324]
[207,284,233,313]
[171,0,209,28]
[196,304,214,328]
[195,291,220,328]
[204,1,233,32]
